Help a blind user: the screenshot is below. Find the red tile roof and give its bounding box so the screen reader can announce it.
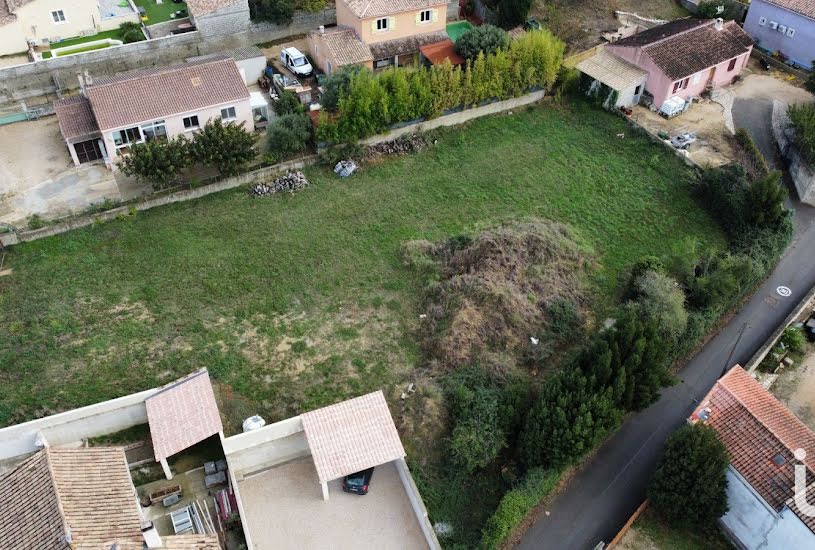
[611,19,753,80]
[54,96,100,142]
[693,366,815,530]
[86,58,249,131]
[309,26,373,66]
[341,0,447,19]
[420,39,465,66]
[146,369,223,461]
[766,0,815,19]
[0,447,144,549]
[301,391,406,482]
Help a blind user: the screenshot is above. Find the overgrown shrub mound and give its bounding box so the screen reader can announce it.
[402,220,591,370]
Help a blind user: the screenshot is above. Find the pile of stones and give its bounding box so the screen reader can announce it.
[250,171,309,196]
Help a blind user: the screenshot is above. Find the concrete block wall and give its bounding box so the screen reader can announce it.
[0,7,337,106]
[222,416,310,479]
[0,388,157,462]
[395,458,443,550]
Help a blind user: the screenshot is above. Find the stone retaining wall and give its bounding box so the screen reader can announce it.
[772,99,815,206]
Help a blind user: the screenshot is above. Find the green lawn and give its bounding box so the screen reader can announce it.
[133,0,188,24]
[0,102,724,435]
[626,509,733,549]
[41,29,124,59]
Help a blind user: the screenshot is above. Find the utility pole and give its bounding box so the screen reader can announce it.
[722,322,749,377]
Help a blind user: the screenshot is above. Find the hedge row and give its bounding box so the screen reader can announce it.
[734,127,770,179]
[316,30,565,144]
[480,468,562,549]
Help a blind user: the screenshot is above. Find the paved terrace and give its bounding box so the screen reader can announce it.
[237,457,427,550]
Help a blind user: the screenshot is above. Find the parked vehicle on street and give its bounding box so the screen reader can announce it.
[342,467,374,495]
[281,47,313,77]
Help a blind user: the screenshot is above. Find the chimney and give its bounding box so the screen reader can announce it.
[141,521,162,549]
[319,25,325,34]
[714,17,724,31]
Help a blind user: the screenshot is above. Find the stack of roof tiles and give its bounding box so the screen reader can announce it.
[694,366,815,531]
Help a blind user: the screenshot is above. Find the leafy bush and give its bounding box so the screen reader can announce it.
[806,63,815,95]
[295,0,327,11]
[734,128,769,179]
[118,136,189,189]
[748,171,788,228]
[445,367,529,473]
[119,22,145,43]
[788,102,815,165]
[648,424,729,529]
[480,468,561,549]
[320,65,365,111]
[693,164,749,238]
[189,119,256,176]
[455,24,509,60]
[781,326,806,353]
[265,113,312,162]
[273,90,305,116]
[687,252,756,310]
[697,0,741,20]
[630,270,688,342]
[491,0,534,27]
[546,298,581,341]
[317,30,565,144]
[253,0,294,24]
[520,369,621,469]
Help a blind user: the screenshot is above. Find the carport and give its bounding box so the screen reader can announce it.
[300,390,406,500]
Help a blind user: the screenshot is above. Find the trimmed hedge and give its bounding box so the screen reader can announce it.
[480,468,562,549]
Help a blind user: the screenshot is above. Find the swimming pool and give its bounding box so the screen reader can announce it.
[446,20,475,42]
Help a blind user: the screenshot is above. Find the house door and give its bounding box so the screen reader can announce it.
[74,139,103,164]
[707,66,716,86]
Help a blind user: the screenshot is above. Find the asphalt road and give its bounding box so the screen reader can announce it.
[517,173,815,549]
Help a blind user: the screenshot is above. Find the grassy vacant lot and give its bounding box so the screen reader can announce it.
[134,0,188,24]
[619,509,733,550]
[0,102,723,433]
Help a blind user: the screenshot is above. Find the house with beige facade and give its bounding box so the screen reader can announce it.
[0,0,140,56]
[54,57,253,169]
[308,0,450,74]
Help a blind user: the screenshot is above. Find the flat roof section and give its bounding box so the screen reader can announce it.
[237,457,428,550]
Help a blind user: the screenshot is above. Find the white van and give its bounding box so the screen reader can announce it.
[281,47,313,77]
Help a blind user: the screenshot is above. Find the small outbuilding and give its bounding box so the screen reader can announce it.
[575,47,648,109]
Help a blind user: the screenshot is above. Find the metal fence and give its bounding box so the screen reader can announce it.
[0,103,54,126]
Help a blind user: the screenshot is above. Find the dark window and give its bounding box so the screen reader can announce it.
[376,17,388,31]
[634,84,642,96]
[220,107,237,120]
[420,10,431,22]
[74,139,103,164]
[112,126,141,147]
[183,115,200,130]
[374,57,394,69]
[727,57,737,71]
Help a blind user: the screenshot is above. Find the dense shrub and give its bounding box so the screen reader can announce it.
[265,113,312,162]
[734,128,769,179]
[321,65,365,112]
[118,136,189,189]
[788,102,815,165]
[480,468,561,549]
[273,90,305,116]
[520,369,621,469]
[648,424,729,529]
[493,0,534,27]
[455,24,509,60]
[806,63,815,95]
[445,367,529,473]
[252,0,294,24]
[295,0,327,11]
[697,0,741,20]
[546,298,581,341]
[189,119,256,176]
[748,171,788,228]
[693,164,750,238]
[317,30,565,143]
[629,270,688,342]
[781,326,806,352]
[119,22,145,43]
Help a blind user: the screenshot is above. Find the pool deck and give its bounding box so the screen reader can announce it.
[99,0,136,19]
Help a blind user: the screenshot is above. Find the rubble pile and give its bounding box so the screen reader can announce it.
[367,134,428,158]
[250,171,309,196]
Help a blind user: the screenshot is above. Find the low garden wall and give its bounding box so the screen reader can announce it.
[222,416,309,479]
[0,155,318,247]
[361,90,547,146]
[772,100,815,206]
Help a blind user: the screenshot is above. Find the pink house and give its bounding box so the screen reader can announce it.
[605,18,753,110]
[54,58,253,170]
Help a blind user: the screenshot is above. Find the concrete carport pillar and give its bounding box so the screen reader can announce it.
[160,457,173,480]
[321,480,329,501]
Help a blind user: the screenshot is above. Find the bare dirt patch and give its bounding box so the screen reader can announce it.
[770,344,815,430]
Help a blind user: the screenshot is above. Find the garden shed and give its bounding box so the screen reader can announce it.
[576,48,648,109]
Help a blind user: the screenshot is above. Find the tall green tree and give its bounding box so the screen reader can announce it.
[648,423,729,528]
[520,369,621,468]
[455,24,509,61]
[118,136,189,189]
[265,113,312,162]
[747,170,788,228]
[189,119,256,176]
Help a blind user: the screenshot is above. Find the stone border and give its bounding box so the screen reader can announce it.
[0,156,318,247]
